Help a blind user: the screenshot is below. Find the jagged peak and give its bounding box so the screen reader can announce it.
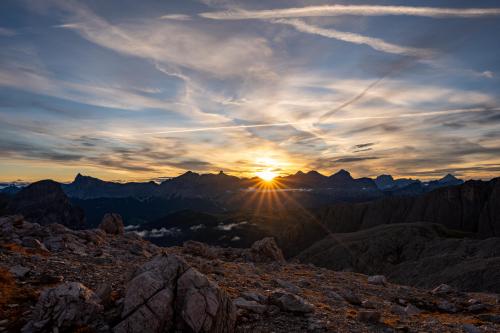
[376,174,394,181]
[330,169,352,179]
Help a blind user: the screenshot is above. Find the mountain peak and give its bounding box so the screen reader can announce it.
[438,173,462,184]
[331,169,352,179]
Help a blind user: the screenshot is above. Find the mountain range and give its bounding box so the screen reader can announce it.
[1,170,464,200]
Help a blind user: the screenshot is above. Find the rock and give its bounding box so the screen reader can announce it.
[463,323,481,333]
[340,289,361,305]
[467,303,489,313]
[436,300,458,313]
[21,238,49,252]
[9,265,30,278]
[367,275,387,286]
[404,304,422,316]
[391,304,407,316]
[431,284,453,295]
[241,291,267,303]
[114,253,236,333]
[95,283,113,307]
[99,213,124,235]
[357,310,381,323]
[361,300,376,309]
[183,240,217,259]
[233,298,267,314]
[269,290,313,313]
[273,279,301,294]
[325,290,344,302]
[22,282,102,332]
[266,305,280,315]
[250,237,285,263]
[476,314,500,323]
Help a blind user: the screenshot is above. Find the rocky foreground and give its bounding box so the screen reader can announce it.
[1,215,500,332]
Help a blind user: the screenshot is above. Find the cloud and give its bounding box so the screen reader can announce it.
[0,27,16,36]
[54,2,273,78]
[200,5,500,20]
[353,143,376,149]
[274,19,432,58]
[334,156,379,163]
[159,14,191,21]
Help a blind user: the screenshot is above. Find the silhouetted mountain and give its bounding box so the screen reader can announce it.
[317,177,500,237]
[62,173,160,199]
[58,171,464,201]
[7,180,85,228]
[374,175,418,191]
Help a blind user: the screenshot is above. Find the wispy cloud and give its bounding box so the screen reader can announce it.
[274,19,433,58]
[200,5,500,20]
[159,14,192,21]
[0,27,17,36]
[144,122,300,135]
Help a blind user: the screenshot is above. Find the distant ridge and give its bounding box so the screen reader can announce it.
[1,169,466,200]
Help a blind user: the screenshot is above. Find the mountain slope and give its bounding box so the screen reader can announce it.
[297,222,500,292]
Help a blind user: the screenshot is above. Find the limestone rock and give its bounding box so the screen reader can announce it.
[233,297,267,314]
[99,213,124,235]
[367,275,387,286]
[183,240,217,259]
[250,237,285,263]
[22,282,102,332]
[114,253,236,333]
[269,290,313,313]
[357,310,381,323]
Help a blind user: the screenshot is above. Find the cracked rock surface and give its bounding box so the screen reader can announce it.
[114,254,236,333]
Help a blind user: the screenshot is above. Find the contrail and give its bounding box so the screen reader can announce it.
[144,107,497,135]
[328,107,500,123]
[275,19,432,58]
[200,5,500,20]
[144,122,300,135]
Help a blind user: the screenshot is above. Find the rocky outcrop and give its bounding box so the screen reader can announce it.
[6,180,85,229]
[0,215,158,257]
[99,213,124,235]
[114,254,236,333]
[297,222,500,292]
[22,282,103,332]
[249,237,285,263]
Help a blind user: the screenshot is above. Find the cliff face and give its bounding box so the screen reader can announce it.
[7,180,85,229]
[318,178,500,237]
[297,222,500,293]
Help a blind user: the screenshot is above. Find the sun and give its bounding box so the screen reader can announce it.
[256,169,277,182]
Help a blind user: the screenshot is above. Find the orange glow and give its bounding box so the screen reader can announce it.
[255,169,277,182]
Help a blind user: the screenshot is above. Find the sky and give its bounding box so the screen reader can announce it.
[1,0,500,182]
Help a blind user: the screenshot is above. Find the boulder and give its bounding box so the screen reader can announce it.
[114,254,236,333]
[357,310,381,323]
[99,213,124,235]
[250,237,285,263]
[233,297,267,314]
[367,275,387,286]
[269,290,313,313]
[183,240,217,259]
[22,282,102,332]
